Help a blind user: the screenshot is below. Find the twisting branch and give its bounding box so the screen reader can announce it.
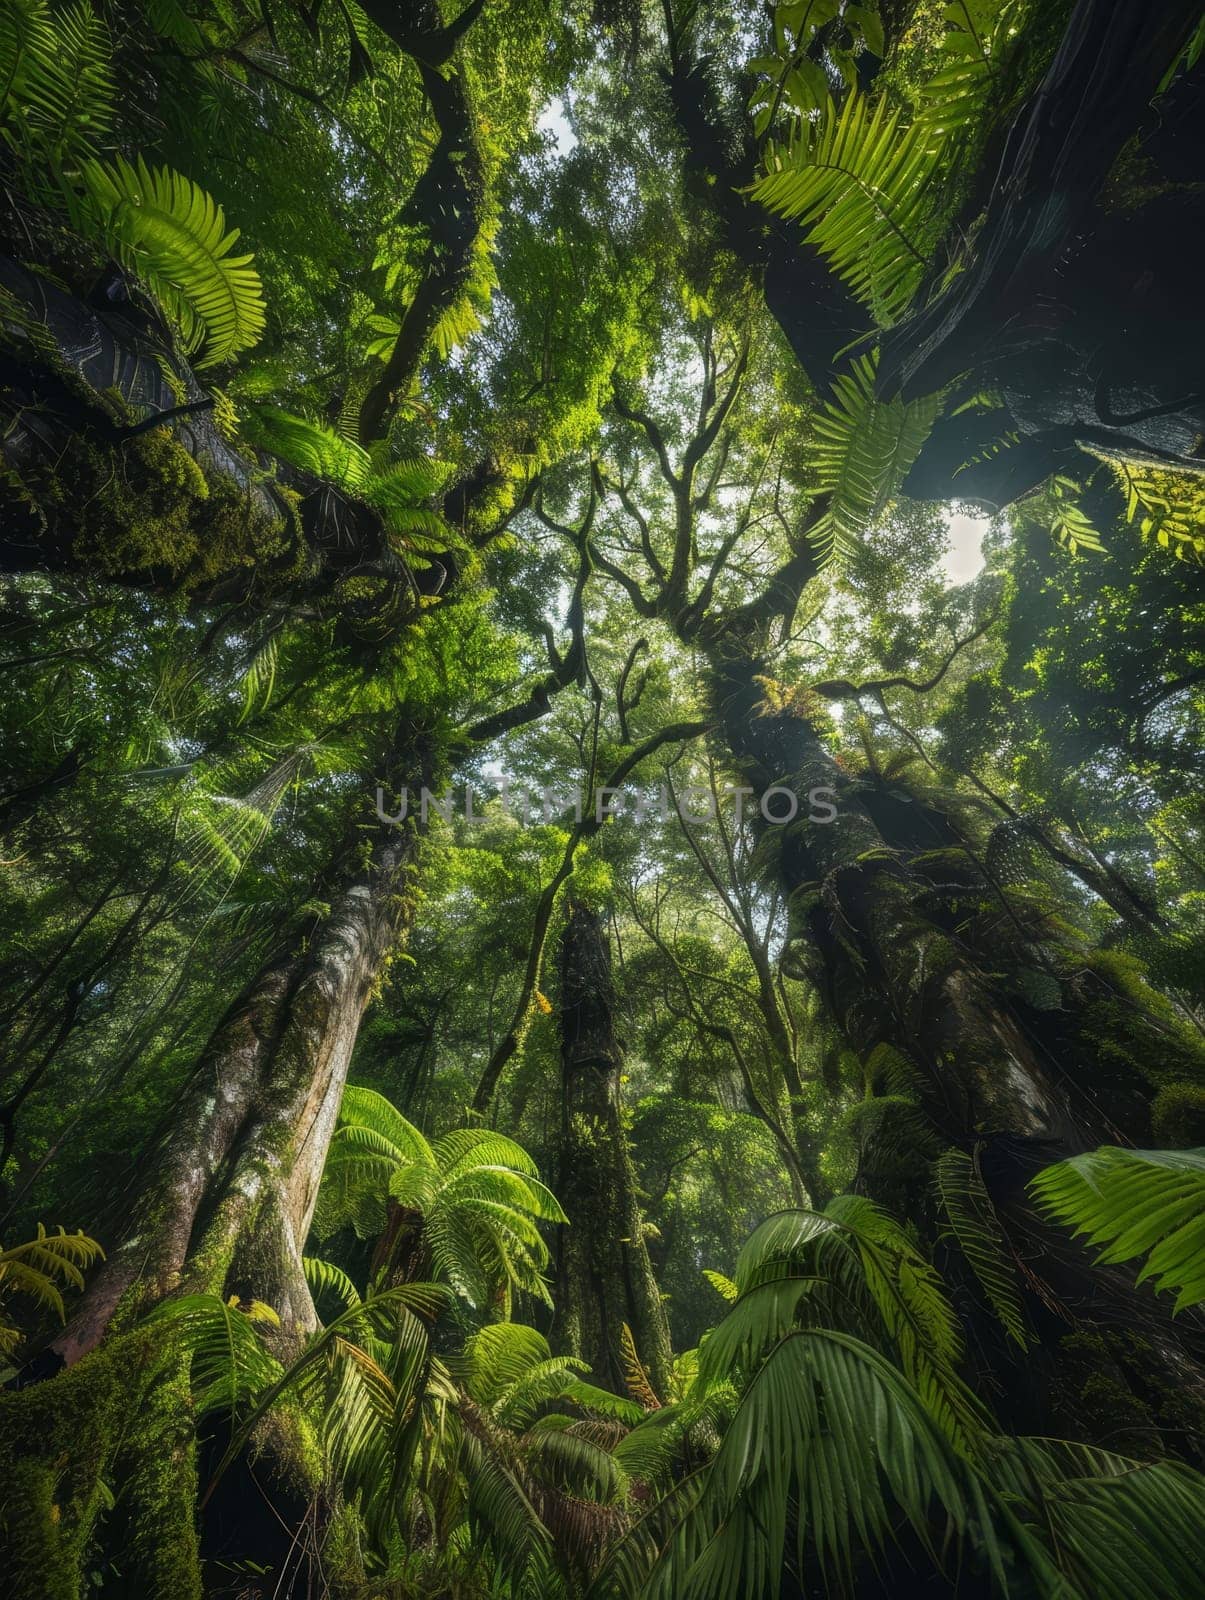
[356,0,487,443]
[810,603,1000,701]
[610,379,677,487]
[616,637,649,743]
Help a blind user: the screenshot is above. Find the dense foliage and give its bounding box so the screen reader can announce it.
[1,1,1203,1596]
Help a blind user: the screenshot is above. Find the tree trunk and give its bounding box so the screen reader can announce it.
[702,639,1205,1445]
[0,740,433,1597]
[553,902,673,1400]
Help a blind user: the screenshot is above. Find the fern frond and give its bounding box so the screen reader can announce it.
[702,1268,739,1303]
[1115,462,1205,565]
[0,1224,104,1332]
[620,1322,661,1411]
[303,1255,362,1317]
[916,0,1023,141]
[0,0,113,179]
[71,156,266,365]
[752,91,942,325]
[803,354,940,561]
[144,1292,283,1416]
[242,404,371,488]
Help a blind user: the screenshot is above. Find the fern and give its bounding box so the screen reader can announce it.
[935,1148,1030,1347]
[303,1255,362,1315]
[143,1292,283,1416]
[752,91,942,326]
[619,1321,661,1411]
[70,156,266,366]
[313,1088,566,1314]
[0,0,113,181]
[1114,462,1205,565]
[243,404,372,489]
[702,1268,739,1303]
[0,1223,104,1357]
[1029,1145,1205,1311]
[803,353,941,560]
[917,0,1024,140]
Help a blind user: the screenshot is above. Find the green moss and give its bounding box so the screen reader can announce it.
[1151,1081,1205,1148]
[6,421,292,587]
[0,1333,209,1600]
[1050,1330,1163,1456]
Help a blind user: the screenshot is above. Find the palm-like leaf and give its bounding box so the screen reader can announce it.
[1029,1145,1205,1311]
[936,1148,1030,1347]
[71,156,266,365]
[706,1197,987,1451]
[607,1328,1047,1600]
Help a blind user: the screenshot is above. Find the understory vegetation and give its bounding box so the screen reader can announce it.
[1,0,1204,1595]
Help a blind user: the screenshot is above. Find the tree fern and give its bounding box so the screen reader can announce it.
[458,1322,588,1430]
[803,354,940,561]
[936,1148,1030,1347]
[70,156,266,366]
[313,1088,566,1312]
[1029,1145,1205,1311]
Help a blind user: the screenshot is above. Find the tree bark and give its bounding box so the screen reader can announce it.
[553,902,673,1400]
[48,736,434,1367]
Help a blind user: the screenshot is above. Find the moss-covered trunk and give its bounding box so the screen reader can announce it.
[0,745,431,1597]
[552,901,673,1400]
[704,639,1205,1447]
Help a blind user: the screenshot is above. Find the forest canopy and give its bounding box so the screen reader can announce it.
[1,1,1205,1596]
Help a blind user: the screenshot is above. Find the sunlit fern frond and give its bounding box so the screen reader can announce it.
[619,1321,661,1411]
[313,1089,564,1311]
[70,157,266,366]
[237,630,279,724]
[241,404,371,489]
[916,0,1025,141]
[702,1268,739,1303]
[458,1322,588,1430]
[1029,1145,1205,1311]
[803,354,940,562]
[751,92,942,326]
[1114,462,1205,565]
[0,1224,104,1350]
